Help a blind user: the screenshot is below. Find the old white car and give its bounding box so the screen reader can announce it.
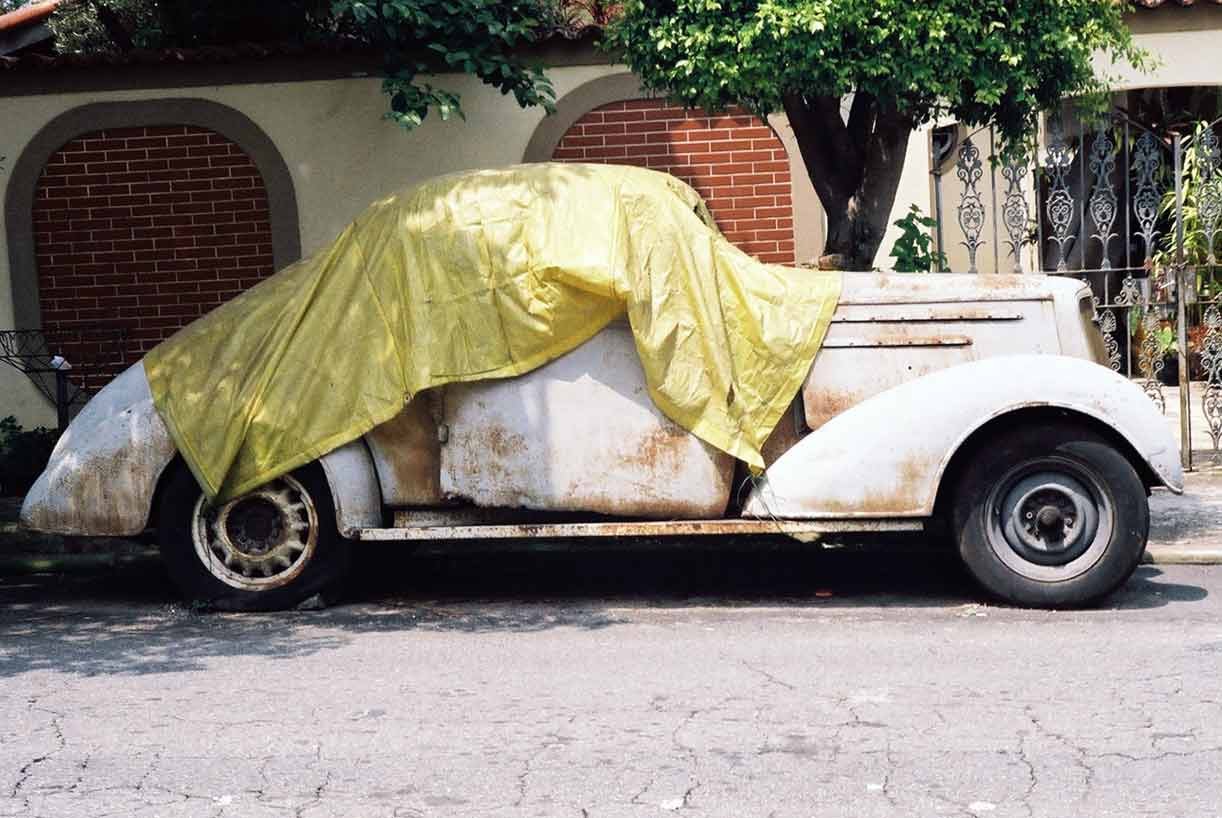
[21,272,1182,610]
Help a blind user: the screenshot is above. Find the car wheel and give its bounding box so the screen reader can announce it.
[951,422,1148,608]
[158,460,352,611]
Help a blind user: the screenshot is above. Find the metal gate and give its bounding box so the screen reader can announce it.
[931,111,1222,470]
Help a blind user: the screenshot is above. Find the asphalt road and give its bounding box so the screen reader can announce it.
[1,544,1220,818]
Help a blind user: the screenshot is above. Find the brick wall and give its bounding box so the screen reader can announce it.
[552,100,795,264]
[32,125,275,381]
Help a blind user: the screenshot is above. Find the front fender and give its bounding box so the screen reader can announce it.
[743,355,1183,519]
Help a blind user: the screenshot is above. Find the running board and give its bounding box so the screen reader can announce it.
[355,518,924,541]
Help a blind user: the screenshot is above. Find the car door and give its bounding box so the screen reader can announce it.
[365,322,736,519]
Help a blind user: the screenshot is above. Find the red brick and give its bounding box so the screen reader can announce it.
[623,99,665,110]
[584,146,627,159]
[559,135,604,148]
[86,161,129,174]
[732,196,776,210]
[91,207,134,220]
[166,134,211,147]
[582,122,627,136]
[730,151,774,163]
[126,136,170,149]
[604,111,648,123]
[44,163,88,176]
[209,154,254,167]
[105,149,147,162]
[147,147,190,160]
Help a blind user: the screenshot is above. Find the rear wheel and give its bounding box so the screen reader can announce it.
[951,423,1148,607]
[158,461,352,611]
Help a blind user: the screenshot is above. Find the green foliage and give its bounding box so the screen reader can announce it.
[47,0,557,130]
[1154,121,1222,301]
[889,205,946,273]
[334,0,556,129]
[1153,325,1178,356]
[47,0,163,52]
[606,0,1146,151]
[0,416,58,497]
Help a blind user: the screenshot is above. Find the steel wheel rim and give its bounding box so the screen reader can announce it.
[985,456,1114,582]
[191,474,319,591]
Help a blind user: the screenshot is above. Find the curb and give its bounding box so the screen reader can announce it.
[1143,546,1222,565]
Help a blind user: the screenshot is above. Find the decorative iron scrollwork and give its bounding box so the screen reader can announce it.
[1044,121,1075,272]
[1132,131,1162,263]
[956,137,986,274]
[1088,125,1118,270]
[1115,275,1142,307]
[1001,156,1030,274]
[1201,304,1222,460]
[1098,304,1122,372]
[1138,309,1167,413]
[1196,127,1222,266]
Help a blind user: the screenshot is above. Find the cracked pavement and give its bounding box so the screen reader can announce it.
[1,546,1220,817]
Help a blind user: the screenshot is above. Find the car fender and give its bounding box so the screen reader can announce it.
[743,354,1183,520]
[22,362,384,537]
[317,439,383,537]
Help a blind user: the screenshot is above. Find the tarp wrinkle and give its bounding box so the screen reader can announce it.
[144,163,840,503]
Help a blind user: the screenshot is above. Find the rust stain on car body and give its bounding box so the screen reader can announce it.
[365,395,443,506]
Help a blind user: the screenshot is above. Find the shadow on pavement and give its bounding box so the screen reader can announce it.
[0,541,1209,679]
[1107,565,1210,609]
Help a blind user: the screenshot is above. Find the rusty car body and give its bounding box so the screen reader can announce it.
[22,272,1183,609]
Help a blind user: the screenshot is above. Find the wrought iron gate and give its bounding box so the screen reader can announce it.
[931,112,1222,470]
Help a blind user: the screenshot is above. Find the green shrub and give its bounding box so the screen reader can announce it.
[0,416,59,497]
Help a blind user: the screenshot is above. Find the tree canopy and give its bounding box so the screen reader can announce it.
[606,0,1148,269]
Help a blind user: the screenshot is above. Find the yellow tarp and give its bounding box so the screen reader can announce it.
[144,163,841,502]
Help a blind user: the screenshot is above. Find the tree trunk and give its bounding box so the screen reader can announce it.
[782,94,913,270]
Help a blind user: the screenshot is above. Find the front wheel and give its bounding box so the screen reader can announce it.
[951,422,1149,608]
[158,461,352,611]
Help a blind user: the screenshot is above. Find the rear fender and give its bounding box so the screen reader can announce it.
[21,363,384,537]
[20,364,176,536]
[318,440,383,537]
[743,355,1183,519]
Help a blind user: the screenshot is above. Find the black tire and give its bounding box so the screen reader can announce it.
[951,422,1148,608]
[157,460,352,611]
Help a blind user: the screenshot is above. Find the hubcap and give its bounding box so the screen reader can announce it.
[986,457,1113,582]
[191,474,318,591]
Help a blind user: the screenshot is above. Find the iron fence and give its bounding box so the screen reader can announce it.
[932,111,1222,469]
[0,327,129,432]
